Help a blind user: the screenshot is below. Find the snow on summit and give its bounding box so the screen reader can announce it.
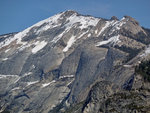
[0,10,128,56]
[0,12,63,49]
[65,13,99,29]
[0,10,100,52]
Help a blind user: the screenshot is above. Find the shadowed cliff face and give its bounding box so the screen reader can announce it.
[0,10,150,113]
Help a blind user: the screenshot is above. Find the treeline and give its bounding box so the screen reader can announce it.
[135,60,150,82]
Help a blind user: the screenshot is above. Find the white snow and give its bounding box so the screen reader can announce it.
[34,12,63,34]
[88,34,91,37]
[32,40,47,54]
[18,42,31,51]
[63,36,76,52]
[97,20,121,37]
[50,23,85,46]
[42,80,56,87]
[42,83,51,87]
[34,13,62,27]
[0,12,63,49]
[0,30,26,50]
[11,87,20,91]
[2,58,8,61]
[123,65,132,68]
[27,81,39,86]
[96,35,120,46]
[97,21,112,36]
[36,23,61,35]
[3,35,8,38]
[59,75,74,79]
[42,75,74,88]
[77,31,89,39]
[65,13,99,29]
[50,28,70,44]
[97,18,127,37]
[0,74,20,83]
[109,19,126,35]
[14,77,20,83]
[5,48,11,53]
[50,12,97,45]
[61,28,89,52]
[0,74,19,79]
[32,65,35,68]
[95,30,98,34]
[52,31,65,43]
[67,79,75,86]
[0,36,15,48]
[145,47,150,55]
[140,46,150,57]
[23,72,32,77]
[121,17,125,21]
[0,11,98,52]
[62,31,89,52]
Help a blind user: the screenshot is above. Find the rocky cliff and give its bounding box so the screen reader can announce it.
[0,10,150,113]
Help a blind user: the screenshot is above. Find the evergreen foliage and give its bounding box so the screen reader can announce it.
[135,60,150,82]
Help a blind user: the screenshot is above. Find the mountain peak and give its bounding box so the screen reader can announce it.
[0,11,150,113]
[110,16,119,21]
[123,15,139,25]
[63,10,78,16]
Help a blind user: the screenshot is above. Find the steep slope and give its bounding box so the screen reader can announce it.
[82,57,150,113]
[0,10,150,113]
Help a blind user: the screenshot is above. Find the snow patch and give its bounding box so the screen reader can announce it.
[63,36,76,52]
[140,46,150,57]
[77,31,89,39]
[11,87,20,91]
[0,28,28,50]
[96,35,120,46]
[50,28,70,44]
[0,74,19,79]
[36,23,61,34]
[14,77,20,83]
[59,75,74,79]
[0,36,15,49]
[42,80,56,87]
[27,81,39,86]
[67,79,75,86]
[32,65,35,69]
[5,48,11,53]
[63,31,89,51]
[0,74,20,83]
[145,48,150,55]
[23,72,32,77]
[95,30,98,34]
[18,42,31,51]
[3,35,8,38]
[2,58,8,61]
[88,34,91,37]
[98,21,110,36]
[123,65,132,68]
[32,41,47,54]
[121,17,125,21]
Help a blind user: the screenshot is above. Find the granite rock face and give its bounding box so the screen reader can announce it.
[0,10,150,113]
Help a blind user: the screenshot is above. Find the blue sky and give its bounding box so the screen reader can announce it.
[0,0,150,35]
